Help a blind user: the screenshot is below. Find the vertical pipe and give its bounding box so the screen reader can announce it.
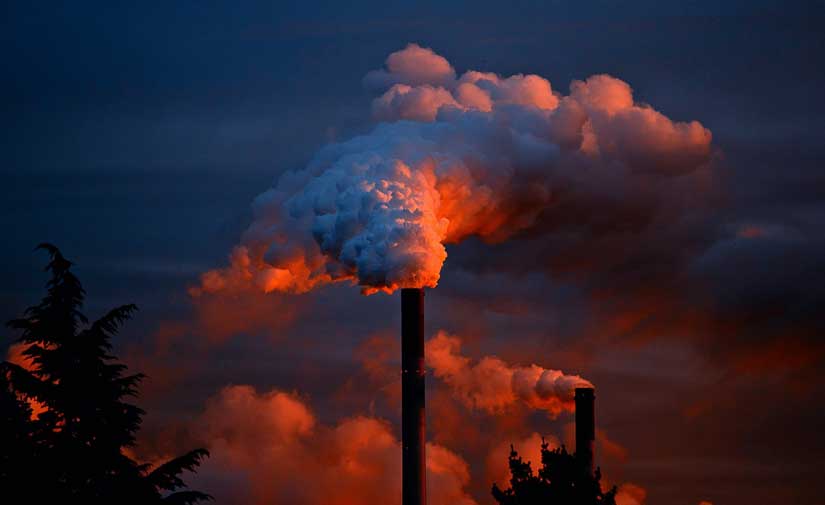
[575,387,595,475]
[401,288,426,505]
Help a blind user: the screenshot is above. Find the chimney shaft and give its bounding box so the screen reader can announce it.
[401,288,426,505]
[575,387,595,475]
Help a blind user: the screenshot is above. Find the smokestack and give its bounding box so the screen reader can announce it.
[575,387,595,475]
[402,288,426,505]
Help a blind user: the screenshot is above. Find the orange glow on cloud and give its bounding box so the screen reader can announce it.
[187,385,478,505]
[426,331,591,418]
[190,289,301,343]
[615,483,648,505]
[194,43,713,298]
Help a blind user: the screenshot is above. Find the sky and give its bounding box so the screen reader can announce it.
[2,1,825,504]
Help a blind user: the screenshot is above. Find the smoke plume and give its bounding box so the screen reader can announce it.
[426,331,591,417]
[615,483,647,505]
[182,385,477,505]
[195,43,712,296]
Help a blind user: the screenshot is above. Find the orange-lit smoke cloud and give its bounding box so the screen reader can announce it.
[189,385,477,505]
[615,483,648,505]
[425,331,592,418]
[196,43,712,296]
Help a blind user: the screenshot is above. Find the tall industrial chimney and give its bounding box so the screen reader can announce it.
[401,288,426,505]
[575,387,595,475]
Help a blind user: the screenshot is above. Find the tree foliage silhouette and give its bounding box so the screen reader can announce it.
[492,439,618,505]
[1,244,211,504]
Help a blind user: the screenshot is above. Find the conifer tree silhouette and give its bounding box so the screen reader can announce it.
[1,244,211,504]
[0,360,39,493]
[492,439,618,505]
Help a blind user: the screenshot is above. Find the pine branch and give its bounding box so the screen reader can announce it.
[89,305,139,339]
[147,449,210,491]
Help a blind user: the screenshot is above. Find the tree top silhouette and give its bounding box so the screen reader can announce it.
[1,244,211,504]
[492,438,617,505]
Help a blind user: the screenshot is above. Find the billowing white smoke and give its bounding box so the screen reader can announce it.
[426,332,592,417]
[195,43,712,295]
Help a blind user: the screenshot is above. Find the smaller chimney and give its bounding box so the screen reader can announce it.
[575,387,595,475]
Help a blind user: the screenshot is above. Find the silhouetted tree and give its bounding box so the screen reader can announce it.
[1,244,211,504]
[492,439,617,505]
[0,361,39,493]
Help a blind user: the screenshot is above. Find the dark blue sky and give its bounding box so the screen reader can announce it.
[2,2,824,505]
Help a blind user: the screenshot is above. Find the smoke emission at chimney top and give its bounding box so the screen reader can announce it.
[193,43,713,298]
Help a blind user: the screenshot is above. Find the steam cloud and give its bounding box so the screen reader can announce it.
[187,385,478,505]
[426,332,591,417]
[195,43,712,296]
[615,483,647,505]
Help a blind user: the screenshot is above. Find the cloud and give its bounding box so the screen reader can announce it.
[180,384,477,505]
[426,331,591,417]
[197,44,713,297]
[615,482,647,505]
[363,43,457,90]
[373,84,460,122]
[687,227,825,373]
[457,71,559,111]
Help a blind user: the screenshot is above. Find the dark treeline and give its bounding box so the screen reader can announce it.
[0,245,210,504]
